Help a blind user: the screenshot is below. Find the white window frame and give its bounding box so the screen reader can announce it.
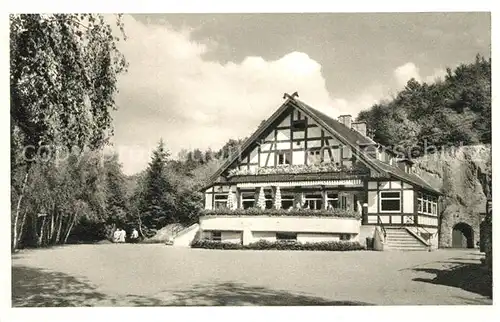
[304,193,323,210]
[417,193,438,216]
[379,191,401,213]
[277,150,291,165]
[213,194,228,209]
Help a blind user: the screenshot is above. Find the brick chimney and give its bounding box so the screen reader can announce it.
[351,121,367,137]
[337,115,352,128]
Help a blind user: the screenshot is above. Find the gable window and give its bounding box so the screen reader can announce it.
[379,191,401,213]
[276,232,297,241]
[214,194,228,209]
[291,120,306,131]
[277,151,291,165]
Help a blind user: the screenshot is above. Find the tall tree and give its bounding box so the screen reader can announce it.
[10,14,127,251]
[138,140,177,229]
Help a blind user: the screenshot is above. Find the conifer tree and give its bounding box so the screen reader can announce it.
[139,139,177,229]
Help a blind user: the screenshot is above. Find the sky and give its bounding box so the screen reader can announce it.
[110,13,491,175]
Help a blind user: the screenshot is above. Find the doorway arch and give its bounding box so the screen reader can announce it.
[452,223,474,248]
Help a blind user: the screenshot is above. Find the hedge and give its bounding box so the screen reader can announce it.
[191,239,365,251]
[199,208,360,219]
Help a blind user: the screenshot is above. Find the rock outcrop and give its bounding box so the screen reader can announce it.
[413,144,491,248]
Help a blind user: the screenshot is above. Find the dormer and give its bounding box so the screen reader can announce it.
[351,121,367,137]
[396,158,414,174]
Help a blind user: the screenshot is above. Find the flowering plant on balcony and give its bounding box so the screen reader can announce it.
[228,163,356,177]
[200,207,360,219]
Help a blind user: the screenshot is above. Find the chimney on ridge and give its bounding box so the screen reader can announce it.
[351,121,367,137]
[337,115,352,128]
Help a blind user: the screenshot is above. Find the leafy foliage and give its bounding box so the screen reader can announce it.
[10,14,128,250]
[357,55,491,156]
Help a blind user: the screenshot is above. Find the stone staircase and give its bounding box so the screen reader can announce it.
[384,228,429,251]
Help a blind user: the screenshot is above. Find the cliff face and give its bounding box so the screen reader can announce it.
[413,145,491,248]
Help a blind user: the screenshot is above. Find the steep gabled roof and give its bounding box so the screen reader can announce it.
[292,99,376,146]
[205,95,440,194]
[369,159,440,194]
[207,98,294,183]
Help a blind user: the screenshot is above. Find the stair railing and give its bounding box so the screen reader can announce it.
[377,215,387,239]
[403,216,438,250]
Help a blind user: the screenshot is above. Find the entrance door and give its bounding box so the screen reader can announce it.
[452,223,474,248]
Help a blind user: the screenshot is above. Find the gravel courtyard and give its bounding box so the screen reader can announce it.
[11,244,492,306]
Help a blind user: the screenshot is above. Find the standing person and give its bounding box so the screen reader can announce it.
[113,228,120,243]
[119,228,126,243]
[131,228,139,243]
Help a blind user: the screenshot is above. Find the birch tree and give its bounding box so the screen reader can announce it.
[10,14,127,251]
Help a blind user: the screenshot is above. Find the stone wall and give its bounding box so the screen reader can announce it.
[413,145,491,248]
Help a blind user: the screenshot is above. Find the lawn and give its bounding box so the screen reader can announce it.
[11,245,492,306]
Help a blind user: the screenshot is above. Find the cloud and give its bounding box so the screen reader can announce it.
[394,62,421,87]
[393,62,447,88]
[109,15,448,175]
[111,15,340,174]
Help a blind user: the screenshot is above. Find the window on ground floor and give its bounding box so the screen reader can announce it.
[211,231,222,241]
[417,192,438,216]
[340,234,351,241]
[276,232,297,241]
[379,191,401,212]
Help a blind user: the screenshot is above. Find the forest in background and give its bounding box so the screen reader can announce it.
[10,13,491,249]
[357,55,491,156]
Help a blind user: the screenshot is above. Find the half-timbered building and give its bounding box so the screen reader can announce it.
[197,93,441,250]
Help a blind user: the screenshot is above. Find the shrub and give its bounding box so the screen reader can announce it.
[191,240,242,250]
[191,239,365,251]
[199,208,360,220]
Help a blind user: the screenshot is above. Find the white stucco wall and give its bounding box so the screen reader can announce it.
[403,190,414,213]
[292,151,305,165]
[368,191,377,213]
[200,216,360,234]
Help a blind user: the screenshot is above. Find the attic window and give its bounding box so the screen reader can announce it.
[291,119,306,131]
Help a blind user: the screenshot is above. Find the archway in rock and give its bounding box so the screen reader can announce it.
[452,223,474,248]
